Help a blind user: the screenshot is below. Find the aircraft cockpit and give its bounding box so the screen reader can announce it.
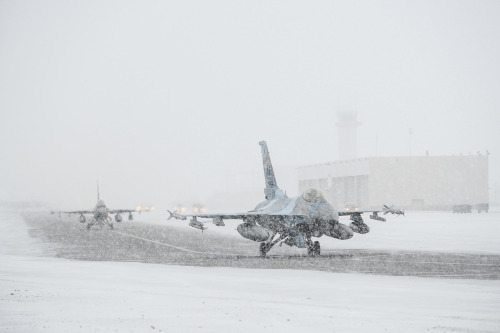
[95,200,106,209]
[302,188,327,203]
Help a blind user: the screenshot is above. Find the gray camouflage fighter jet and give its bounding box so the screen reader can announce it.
[54,183,137,230]
[168,141,395,257]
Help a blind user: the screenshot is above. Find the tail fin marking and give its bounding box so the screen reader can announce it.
[259,141,285,200]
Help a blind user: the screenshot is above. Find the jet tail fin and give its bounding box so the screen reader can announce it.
[259,141,285,200]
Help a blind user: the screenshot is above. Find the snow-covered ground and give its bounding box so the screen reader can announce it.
[1,209,500,332]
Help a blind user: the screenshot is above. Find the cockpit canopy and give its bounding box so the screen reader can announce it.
[95,200,106,209]
[301,188,327,203]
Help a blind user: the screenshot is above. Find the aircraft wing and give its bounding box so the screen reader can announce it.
[338,209,380,216]
[167,210,307,226]
[338,208,389,221]
[62,210,93,215]
[109,209,136,214]
[168,206,391,226]
[168,210,269,221]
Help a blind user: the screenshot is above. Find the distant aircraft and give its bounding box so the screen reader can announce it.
[383,204,405,216]
[53,183,138,230]
[168,141,397,257]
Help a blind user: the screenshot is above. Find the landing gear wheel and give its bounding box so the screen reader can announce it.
[110,224,114,230]
[313,241,320,256]
[307,246,313,256]
[259,242,267,258]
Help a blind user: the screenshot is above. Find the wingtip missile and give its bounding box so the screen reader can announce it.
[167,210,187,220]
[168,210,187,220]
[382,204,405,216]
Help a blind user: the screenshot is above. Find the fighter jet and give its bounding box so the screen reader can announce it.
[383,204,405,216]
[55,183,137,230]
[168,141,397,257]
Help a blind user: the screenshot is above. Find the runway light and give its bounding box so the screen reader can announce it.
[174,205,186,213]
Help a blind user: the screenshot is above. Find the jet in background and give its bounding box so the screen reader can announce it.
[53,183,138,230]
[168,141,397,257]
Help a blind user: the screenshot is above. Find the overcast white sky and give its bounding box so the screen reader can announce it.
[1,1,499,210]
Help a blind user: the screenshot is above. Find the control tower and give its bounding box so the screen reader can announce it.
[336,110,361,160]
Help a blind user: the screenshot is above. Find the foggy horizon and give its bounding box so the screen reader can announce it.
[1,1,499,211]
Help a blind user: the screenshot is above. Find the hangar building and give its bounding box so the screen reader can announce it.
[297,111,489,211]
[298,155,489,210]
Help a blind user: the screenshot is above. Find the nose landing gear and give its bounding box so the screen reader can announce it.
[307,241,320,256]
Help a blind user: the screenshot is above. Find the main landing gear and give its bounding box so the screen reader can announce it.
[259,237,321,257]
[307,241,320,256]
[259,232,288,258]
[305,235,320,256]
[86,218,114,230]
[259,242,268,258]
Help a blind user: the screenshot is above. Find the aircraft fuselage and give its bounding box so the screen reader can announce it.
[238,188,355,248]
[94,200,110,221]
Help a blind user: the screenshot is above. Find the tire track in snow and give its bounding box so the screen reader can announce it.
[113,230,224,255]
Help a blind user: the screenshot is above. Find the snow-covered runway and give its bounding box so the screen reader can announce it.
[20,211,500,279]
[1,210,500,332]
